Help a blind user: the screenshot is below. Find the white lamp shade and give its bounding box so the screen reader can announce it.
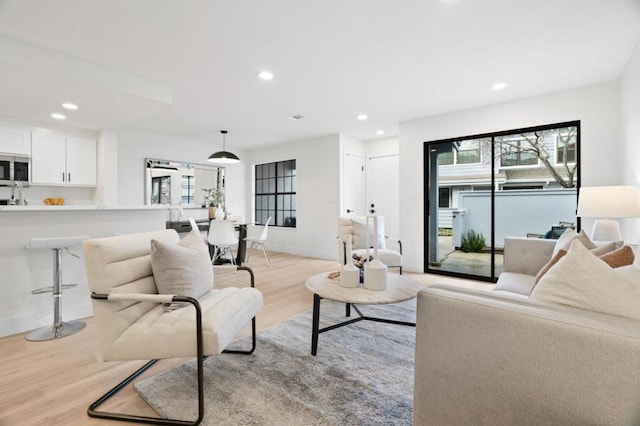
[577,186,640,218]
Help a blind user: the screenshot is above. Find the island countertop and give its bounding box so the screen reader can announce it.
[0,204,169,212]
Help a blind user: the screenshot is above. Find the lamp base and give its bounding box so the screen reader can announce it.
[591,219,622,242]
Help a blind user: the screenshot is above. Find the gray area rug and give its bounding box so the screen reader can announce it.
[134,299,416,425]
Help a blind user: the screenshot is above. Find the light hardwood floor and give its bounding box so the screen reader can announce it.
[0,250,491,425]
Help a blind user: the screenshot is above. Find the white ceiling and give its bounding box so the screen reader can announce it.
[0,0,638,149]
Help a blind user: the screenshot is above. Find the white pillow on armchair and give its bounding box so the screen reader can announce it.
[351,216,386,249]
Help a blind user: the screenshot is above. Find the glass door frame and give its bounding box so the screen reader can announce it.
[423,120,581,282]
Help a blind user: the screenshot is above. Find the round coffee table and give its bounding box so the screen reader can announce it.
[305,272,423,355]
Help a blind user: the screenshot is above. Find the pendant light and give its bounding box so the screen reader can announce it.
[207,130,240,164]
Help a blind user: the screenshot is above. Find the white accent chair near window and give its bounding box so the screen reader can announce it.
[245,216,272,266]
[208,220,238,266]
[82,227,263,424]
[337,216,403,274]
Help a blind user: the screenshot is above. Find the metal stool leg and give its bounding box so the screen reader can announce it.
[27,247,86,341]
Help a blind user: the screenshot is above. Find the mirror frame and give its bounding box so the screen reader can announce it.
[144,158,225,207]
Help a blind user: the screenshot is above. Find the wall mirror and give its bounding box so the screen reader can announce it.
[145,158,225,206]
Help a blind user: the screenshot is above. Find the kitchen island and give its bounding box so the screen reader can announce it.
[0,205,169,337]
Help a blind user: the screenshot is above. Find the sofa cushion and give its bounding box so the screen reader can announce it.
[552,229,596,257]
[533,249,568,286]
[614,265,640,283]
[531,240,640,320]
[590,241,617,256]
[599,245,635,268]
[150,226,213,310]
[493,272,535,296]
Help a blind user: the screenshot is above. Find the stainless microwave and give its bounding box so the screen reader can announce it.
[0,155,30,186]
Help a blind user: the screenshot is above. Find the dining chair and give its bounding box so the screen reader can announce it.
[208,220,239,265]
[245,217,272,266]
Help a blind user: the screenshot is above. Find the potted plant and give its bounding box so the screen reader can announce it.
[202,188,224,219]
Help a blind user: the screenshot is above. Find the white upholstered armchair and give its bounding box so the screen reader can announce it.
[82,227,263,425]
[337,216,403,274]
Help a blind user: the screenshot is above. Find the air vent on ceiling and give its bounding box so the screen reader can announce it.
[286,114,305,120]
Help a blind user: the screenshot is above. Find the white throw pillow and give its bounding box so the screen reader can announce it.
[615,265,640,284]
[552,229,596,257]
[590,241,617,257]
[150,227,213,310]
[531,240,640,320]
[351,216,386,250]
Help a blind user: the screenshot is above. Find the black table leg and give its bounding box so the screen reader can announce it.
[311,294,321,356]
[345,303,351,317]
[236,224,247,265]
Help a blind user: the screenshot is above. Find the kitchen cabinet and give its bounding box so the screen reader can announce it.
[0,126,31,156]
[32,133,97,186]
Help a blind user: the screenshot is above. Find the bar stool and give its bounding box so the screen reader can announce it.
[26,236,89,341]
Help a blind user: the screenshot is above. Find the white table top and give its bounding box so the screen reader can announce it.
[305,272,423,305]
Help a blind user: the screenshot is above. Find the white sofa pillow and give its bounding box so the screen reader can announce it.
[531,240,640,320]
[351,216,386,250]
[150,226,213,310]
[552,229,596,257]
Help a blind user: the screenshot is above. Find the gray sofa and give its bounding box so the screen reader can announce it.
[413,237,640,425]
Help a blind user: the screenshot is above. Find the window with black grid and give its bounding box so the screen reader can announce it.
[255,159,296,227]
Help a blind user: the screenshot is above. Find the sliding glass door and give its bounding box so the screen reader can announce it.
[424,121,580,281]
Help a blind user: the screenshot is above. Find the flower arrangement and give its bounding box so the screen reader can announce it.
[202,188,224,207]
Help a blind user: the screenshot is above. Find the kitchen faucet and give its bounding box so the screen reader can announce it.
[9,181,27,206]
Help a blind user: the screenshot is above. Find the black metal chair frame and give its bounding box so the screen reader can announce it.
[87,266,257,425]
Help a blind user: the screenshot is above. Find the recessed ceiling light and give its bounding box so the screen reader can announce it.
[491,82,507,91]
[62,102,78,110]
[376,130,385,135]
[258,70,274,81]
[51,113,66,120]
[357,114,368,121]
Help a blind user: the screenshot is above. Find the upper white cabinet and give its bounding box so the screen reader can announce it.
[66,137,97,186]
[32,133,97,186]
[0,127,31,156]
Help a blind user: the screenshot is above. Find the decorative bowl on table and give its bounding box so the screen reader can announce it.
[43,198,65,205]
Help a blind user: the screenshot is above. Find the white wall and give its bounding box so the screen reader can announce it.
[116,130,246,217]
[399,81,622,272]
[367,137,399,158]
[95,129,119,206]
[247,134,341,260]
[621,37,640,242]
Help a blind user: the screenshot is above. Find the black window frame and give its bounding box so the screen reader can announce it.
[423,120,581,282]
[254,159,297,227]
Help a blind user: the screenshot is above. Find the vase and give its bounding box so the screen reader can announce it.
[339,235,360,288]
[208,206,216,220]
[363,215,388,291]
[215,206,225,220]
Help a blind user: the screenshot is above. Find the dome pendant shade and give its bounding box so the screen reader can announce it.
[208,130,240,164]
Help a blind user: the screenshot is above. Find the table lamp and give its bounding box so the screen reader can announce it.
[576,185,640,241]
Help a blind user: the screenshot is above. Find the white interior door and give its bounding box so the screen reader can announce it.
[343,153,365,216]
[368,155,399,237]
